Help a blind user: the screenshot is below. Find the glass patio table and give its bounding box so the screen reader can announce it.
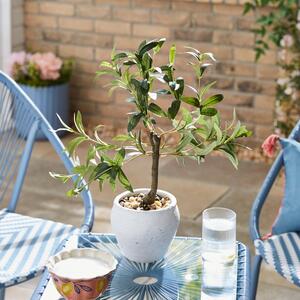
[33,233,250,300]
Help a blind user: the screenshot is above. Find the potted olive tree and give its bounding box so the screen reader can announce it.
[52,39,251,263]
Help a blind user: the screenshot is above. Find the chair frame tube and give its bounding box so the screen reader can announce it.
[249,120,300,299]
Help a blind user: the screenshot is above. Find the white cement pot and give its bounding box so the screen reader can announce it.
[111,188,180,263]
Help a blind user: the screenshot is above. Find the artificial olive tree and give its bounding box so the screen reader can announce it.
[52,38,251,208]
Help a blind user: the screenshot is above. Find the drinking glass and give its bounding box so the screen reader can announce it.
[201,207,237,299]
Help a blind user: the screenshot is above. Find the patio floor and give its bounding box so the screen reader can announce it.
[2,136,300,299]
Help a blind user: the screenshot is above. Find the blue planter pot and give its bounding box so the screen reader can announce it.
[18,83,69,140]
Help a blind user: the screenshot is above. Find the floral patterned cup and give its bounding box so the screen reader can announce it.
[47,248,118,300]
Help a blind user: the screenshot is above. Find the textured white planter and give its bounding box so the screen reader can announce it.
[111,188,180,263]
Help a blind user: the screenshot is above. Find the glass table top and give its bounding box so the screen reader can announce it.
[36,234,249,300]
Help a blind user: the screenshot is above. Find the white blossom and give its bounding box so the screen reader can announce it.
[277,77,289,86]
[284,86,293,95]
[296,23,300,31]
[280,34,294,48]
[291,70,300,77]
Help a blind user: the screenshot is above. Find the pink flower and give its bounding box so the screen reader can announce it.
[262,134,280,157]
[7,51,27,76]
[30,52,62,80]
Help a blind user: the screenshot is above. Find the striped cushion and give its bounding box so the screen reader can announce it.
[255,232,300,287]
[0,210,77,287]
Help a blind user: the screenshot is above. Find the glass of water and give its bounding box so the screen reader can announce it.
[201,207,237,299]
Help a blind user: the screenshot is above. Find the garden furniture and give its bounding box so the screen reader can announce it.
[32,233,250,299]
[0,71,94,300]
[250,120,300,299]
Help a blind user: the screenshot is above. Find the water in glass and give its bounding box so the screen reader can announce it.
[201,207,237,299]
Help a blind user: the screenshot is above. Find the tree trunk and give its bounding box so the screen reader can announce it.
[143,132,161,207]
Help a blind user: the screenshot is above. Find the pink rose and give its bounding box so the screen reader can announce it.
[30,52,62,80]
[262,134,280,157]
[7,51,27,76]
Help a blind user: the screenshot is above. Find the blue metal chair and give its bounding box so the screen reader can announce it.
[249,120,300,299]
[0,71,94,299]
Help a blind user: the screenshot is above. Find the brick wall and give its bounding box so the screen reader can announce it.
[12,0,24,51]
[24,0,277,146]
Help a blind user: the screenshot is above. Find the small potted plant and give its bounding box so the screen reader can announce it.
[51,39,251,263]
[8,51,73,139]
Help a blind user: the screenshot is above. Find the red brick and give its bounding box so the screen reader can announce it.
[76,5,111,18]
[59,44,94,60]
[40,2,74,16]
[113,7,150,23]
[95,20,131,35]
[59,17,93,32]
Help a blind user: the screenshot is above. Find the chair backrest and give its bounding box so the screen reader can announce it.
[0,71,94,232]
[249,120,300,241]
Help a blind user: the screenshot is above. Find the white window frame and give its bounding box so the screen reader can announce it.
[0,0,11,72]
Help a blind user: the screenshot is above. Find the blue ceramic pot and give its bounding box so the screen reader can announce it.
[19,83,69,140]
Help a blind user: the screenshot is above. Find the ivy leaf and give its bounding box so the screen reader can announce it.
[200,107,218,116]
[168,100,181,119]
[128,113,143,132]
[181,96,200,107]
[148,103,167,117]
[118,169,133,192]
[202,94,224,107]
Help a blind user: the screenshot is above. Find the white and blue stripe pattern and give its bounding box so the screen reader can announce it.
[255,232,300,287]
[0,210,77,288]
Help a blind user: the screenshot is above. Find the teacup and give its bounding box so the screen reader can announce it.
[47,248,118,300]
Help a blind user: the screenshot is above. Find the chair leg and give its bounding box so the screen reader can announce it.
[0,287,5,300]
[251,255,262,300]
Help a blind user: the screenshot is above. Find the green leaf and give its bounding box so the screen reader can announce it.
[94,162,112,179]
[148,103,167,117]
[219,147,238,169]
[168,100,181,119]
[176,135,192,152]
[114,148,125,166]
[169,44,176,65]
[118,169,133,192]
[213,123,223,143]
[153,38,166,54]
[243,2,254,14]
[136,130,145,154]
[128,113,143,132]
[181,96,200,107]
[74,111,85,134]
[56,113,73,132]
[100,61,113,68]
[199,81,216,99]
[202,94,224,107]
[49,172,73,183]
[66,136,86,156]
[112,52,128,61]
[139,39,162,57]
[113,134,134,142]
[200,107,218,116]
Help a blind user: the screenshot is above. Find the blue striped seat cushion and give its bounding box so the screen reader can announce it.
[0,210,77,287]
[255,232,300,287]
